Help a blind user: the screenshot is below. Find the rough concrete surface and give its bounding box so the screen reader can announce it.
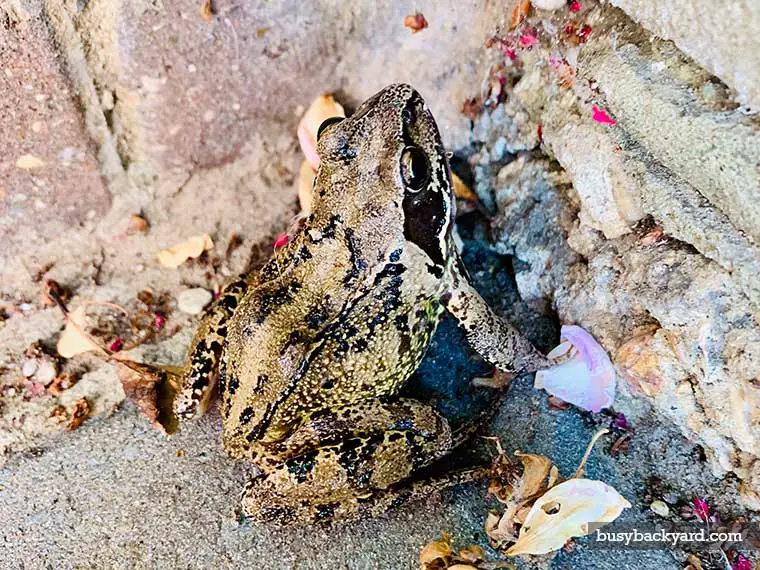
[2,0,760,568]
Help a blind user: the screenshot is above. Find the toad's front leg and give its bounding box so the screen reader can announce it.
[236,398,483,526]
[443,256,552,374]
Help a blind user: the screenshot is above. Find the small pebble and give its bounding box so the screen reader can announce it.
[650,500,670,517]
[22,359,38,378]
[35,360,58,385]
[177,288,213,315]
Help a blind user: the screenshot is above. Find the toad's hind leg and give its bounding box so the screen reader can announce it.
[174,276,249,420]
[239,399,486,526]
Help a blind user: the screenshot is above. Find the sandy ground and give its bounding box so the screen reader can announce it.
[2,2,756,568]
[0,228,741,569]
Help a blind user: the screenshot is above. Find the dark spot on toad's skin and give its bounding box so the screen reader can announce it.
[286,449,318,483]
[253,374,268,394]
[342,228,368,286]
[390,490,413,509]
[305,306,328,330]
[321,378,336,390]
[239,406,256,425]
[389,248,402,262]
[280,330,303,355]
[227,374,240,395]
[394,314,409,332]
[343,324,359,338]
[256,281,303,323]
[258,505,297,525]
[314,502,340,521]
[398,332,411,355]
[297,245,313,262]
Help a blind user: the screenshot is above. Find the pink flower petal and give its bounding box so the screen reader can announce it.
[273,233,289,249]
[519,33,537,48]
[569,1,581,12]
[578,25,592,41]
[504,47,518,61]
[592,105,617,125]
[693,497,710,521]
[534,325,616,413]
[153,314,166,329]
[109,336,124,352]
[733,554,752,570]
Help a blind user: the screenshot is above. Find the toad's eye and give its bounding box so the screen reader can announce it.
[316,117,344,140]
[400,146,430,192]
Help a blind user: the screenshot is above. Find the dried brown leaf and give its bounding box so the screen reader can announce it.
[459,544,485,564]
[129,213,149,233]
[298,160,316,214]
[116,359,180,434]
[41,279,67,307]
[509,0,531,30]
[66,398,91,431]
[57,305,104,358]
[199,0,214,21]
[49,405,67,422]
[297,95,345,170]
[513,452,552,502]
[157,234,214,268]
[404,12,428,33]
[452,173,479,202]
[48,373,75,396]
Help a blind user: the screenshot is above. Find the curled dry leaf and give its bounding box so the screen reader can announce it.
[419,535,453,567]
[472,370,512,389]
[57,305,103,358]
[199,0,214,21]
[506,479,631,555]
[116,359,181,434]
[297,94,345,171]
[66,398,91,431]
[448,566,479,570]
[512,452,552,502]
[298,159,316,214]
[459,544,485,564]
[49,404,67,422]
[157,234,214,268]
[41,278,68,307]
[486,430,618,555]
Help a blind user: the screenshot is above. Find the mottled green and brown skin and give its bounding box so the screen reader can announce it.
[173,84,550,525]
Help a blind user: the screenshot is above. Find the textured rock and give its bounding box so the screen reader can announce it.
[610,0,760,110]
[177,287,213,315]
[476,1,760,507]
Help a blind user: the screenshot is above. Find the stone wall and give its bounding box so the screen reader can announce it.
[469,1,760,507]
